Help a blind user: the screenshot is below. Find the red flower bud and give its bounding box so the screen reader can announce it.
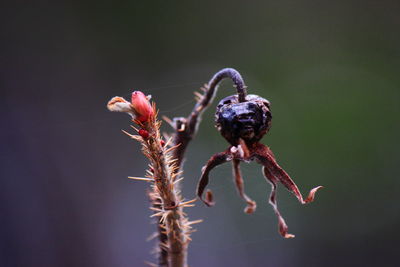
[138,129,149,139]
[160,140,165,147]
[131,91,154,122]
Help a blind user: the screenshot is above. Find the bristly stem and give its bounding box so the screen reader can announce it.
[107,94,194,267]
[130,115,190,267]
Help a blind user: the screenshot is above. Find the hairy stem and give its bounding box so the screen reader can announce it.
[141,117,188,267]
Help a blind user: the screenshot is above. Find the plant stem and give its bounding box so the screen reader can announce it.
[172,67,248,170]
[141,117,188,267]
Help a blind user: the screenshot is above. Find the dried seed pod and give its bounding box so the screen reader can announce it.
[215,94,272,146]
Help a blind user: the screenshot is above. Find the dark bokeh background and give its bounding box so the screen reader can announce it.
[1,1,399,266]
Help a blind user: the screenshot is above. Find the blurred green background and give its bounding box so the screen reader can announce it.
[1,1,399,266]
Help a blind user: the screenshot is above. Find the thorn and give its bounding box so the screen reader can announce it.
[173,177,184,185]
[149,207,163,212]
[187,219,203,226]
[164,144,180,154]
[122,130,142,141]
[162,132,171,142]
[164,136,174,147]
[159,242,169,250]
[160,211,171,223]
[150,211,164,218]
[146,232,159,242]
[194,91,203,99]
[162,115,174,127]
[172,170,183,178]
[129,125,140,132]
[128,176,153,182]
[168,158,179,163]
[178,198,197,207]
[172,173,183,181]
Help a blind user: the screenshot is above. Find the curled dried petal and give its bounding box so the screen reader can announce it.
[107,96,135,117]
[263,166,295,238]
[253,143,323,204]
[232,159,257,214]
[251,143,323,238]
[304,186,324,203]
[197,151,232,206]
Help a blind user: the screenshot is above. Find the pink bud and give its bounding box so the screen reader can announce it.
[131,91,154,122]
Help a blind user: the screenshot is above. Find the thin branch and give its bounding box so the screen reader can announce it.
[171,68,248,172]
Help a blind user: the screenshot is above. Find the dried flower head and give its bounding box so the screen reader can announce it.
[107,96,134,113]
[196,68,323,238]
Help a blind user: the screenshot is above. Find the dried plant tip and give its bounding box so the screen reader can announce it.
[131,91,154,122]
[304,186,324,203]
[107,96,135,117]
[279,217,295,239]
[244,201,256,214]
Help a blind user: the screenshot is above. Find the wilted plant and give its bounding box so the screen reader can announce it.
[107,68,323,267]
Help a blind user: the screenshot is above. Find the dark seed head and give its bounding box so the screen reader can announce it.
[215,94,272,145]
